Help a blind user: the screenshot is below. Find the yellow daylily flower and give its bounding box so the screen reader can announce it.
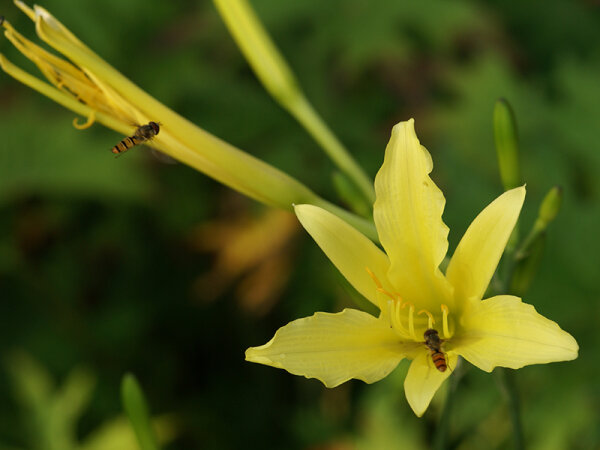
[246,119,578,417]
[0,2,376,238]
[0,1,313,208]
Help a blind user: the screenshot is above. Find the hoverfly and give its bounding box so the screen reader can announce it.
[423,328,448,372]
[111,121,160,156]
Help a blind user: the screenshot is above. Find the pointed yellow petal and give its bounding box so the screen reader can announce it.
[404,350,457,417]
[447,187,526,302]
[295,204,393,308]
[246,309,407,387]
[373,119,452,308]
[456,295,578,372]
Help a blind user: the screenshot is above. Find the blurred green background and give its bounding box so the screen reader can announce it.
[0,0,598,448]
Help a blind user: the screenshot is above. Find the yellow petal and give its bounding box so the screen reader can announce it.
[295,204,393,308]
[404,350,457,417]
[246,309,407,387]
[455,295,578,372]
[373,119,452,309]
[447,187,526,302]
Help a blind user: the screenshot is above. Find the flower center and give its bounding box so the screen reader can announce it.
[366,267,453,341]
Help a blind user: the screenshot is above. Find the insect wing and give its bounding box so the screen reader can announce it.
[151,148,178,165]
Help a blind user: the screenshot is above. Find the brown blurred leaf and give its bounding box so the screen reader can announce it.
[189,206,299,315]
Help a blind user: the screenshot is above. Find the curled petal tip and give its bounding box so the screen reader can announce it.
[244,346,263,363]
[391,118,416,135]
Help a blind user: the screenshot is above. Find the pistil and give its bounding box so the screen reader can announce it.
[366,267,456,343]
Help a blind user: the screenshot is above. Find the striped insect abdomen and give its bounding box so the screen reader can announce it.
[430,350,447,372]
[111,136,141,154]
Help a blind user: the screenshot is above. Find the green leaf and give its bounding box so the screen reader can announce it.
[121,373,160,450]
[0,106,153,207]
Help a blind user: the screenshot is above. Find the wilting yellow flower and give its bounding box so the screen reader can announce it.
[0,1,311,207]
[0,1,376,237]
[246,119,578,416]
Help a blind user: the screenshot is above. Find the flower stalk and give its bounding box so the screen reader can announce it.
[212,0,376,207]
[505,185,562,298]
[515,186,562,260]
[495,368,525,450]
[432,358,465,450]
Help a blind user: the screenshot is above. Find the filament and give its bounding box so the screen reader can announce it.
[441,304,450,339]
[404,303,415,338]
[418,309,435,330]
[72,111,96,129]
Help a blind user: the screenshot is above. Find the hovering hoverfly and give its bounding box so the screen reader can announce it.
[423,328,448,372]
[111,121,160,156]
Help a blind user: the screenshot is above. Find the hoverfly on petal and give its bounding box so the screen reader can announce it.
[111,121,160,156]
[424,328,448,372]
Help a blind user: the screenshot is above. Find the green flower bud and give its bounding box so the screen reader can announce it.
[538,186,563,227]
[494,98,521,191]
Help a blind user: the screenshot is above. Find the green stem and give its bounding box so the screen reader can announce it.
[495,369,525,450]
[289,95,376,206]
[494,231,534,450]
[513,220,545,262]
[432,358,464,450]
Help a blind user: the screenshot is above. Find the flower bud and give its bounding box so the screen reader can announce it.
[494,98,521,191]
[538,186,563,228]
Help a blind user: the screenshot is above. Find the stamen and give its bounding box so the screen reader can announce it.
[366,267,402,304]
[365,267,381,288]
[377,287,396,302]
[392,292,404,304]
[403,302,415,338]
[441,304,450,339]
[72,111,96,130]
[418,309,435,329]
[365,267,417,339]
[393,302,405,334]
[381,298,406,336]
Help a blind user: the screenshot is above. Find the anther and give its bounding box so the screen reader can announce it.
[418,309,435,329]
